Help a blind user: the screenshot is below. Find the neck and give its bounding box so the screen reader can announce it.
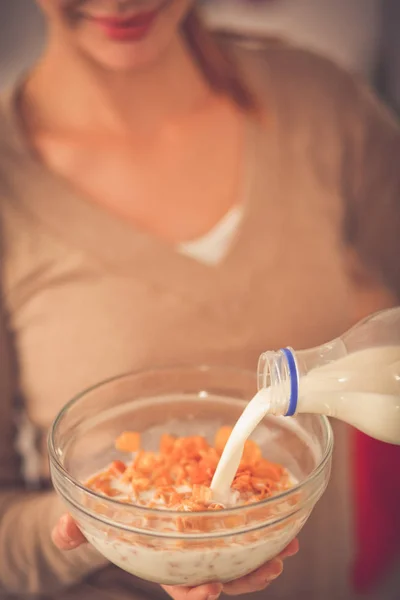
[22,31,212,135]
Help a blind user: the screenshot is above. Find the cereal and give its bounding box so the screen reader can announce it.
[82,428,297,586]
[115,431,141,452]
[86,427,292,513]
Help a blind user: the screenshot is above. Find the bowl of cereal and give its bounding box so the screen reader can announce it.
[48,366,333,586]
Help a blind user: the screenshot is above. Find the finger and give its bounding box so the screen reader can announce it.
[278,538,299,559]
[162,582,223,600]
[51,514,87,550]
[222,559,283,596]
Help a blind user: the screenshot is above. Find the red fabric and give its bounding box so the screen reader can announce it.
[353,431,400,592]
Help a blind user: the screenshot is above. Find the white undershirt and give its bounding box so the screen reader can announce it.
[177,205,244,266]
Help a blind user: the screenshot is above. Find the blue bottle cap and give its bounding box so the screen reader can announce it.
[281,348,299,416]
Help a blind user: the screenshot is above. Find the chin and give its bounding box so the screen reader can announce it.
[81,38,172,72]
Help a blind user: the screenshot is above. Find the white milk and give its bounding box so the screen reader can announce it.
[84,521,298,586]
[298,346,400,444]
[210,389,272,503]
[211,346,400,502]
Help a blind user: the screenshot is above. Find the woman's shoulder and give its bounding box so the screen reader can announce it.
[0,87,27,225]
[0,86,27,187]
[219,32,361,92]
[218,33,379,119]
[219,32,398,142]
[0,86,19,146]
[0,87,22,182]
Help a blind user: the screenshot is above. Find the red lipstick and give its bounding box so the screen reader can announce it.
[91,11,158,42]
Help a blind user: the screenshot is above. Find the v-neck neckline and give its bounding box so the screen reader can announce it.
[1,83,274,302]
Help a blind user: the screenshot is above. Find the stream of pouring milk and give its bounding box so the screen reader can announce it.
[210,388,271,504]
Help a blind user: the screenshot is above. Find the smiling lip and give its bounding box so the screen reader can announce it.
[90,11,159,42]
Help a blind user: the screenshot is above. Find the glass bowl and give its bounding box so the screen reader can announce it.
[48,366,333,586]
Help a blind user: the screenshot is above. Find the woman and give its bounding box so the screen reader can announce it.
[0,1,399,599]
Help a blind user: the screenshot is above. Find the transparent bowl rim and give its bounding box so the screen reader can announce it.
[48,364,334,518]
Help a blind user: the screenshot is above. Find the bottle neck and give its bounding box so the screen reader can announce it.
[257,337,349,416]
[257,348,299,416]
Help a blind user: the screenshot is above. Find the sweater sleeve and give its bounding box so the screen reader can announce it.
[341,76,400,300]
[0,283,108,596]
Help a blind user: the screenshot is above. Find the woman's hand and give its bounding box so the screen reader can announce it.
[52,514,298,599]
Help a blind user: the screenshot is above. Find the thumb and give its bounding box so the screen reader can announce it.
[52,514,88,550]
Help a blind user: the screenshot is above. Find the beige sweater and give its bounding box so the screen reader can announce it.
[0,41,399,600]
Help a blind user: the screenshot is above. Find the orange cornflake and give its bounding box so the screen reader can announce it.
[110,460,127,475]
[242,439,262,464]
[214,426,232,454]
[160,434,176,454]
[85,472,120,497]
[115,431,141,452]
[192,484,212,504]
[85,426,292,513]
